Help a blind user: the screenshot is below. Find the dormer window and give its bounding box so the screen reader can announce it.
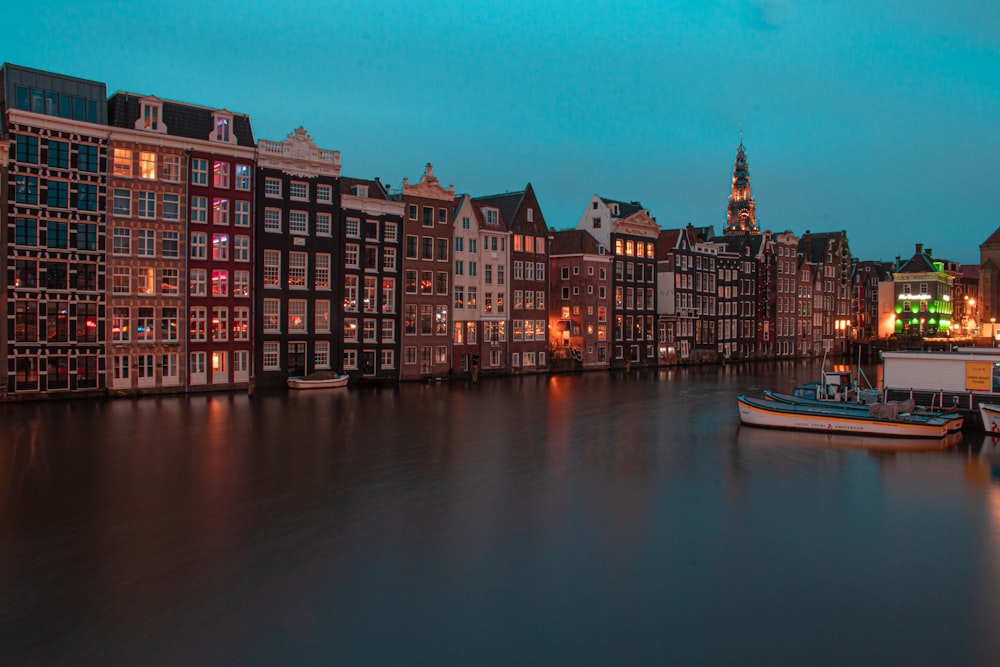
[212,113,234,143]
[135,99,166,134]
[351,184,368,198]
[611,203,619,215]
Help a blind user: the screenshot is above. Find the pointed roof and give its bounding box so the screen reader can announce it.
[550,229,602,255]
[599,197,645,219]
[896,243,938,274]
[472,190,525,232]
[981,226,1000,247]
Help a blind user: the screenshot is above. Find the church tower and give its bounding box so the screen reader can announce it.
[724,131,759,236]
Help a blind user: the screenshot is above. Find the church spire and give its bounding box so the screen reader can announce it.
[724,130,758,236]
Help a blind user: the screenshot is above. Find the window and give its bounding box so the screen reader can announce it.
[162,155,181,182]
[138,191,156,219]
[382,278,396,313]
[213,162,231,189]
[264,177,281,197]
[162,268,180,295]
[137,229,156,257]
[233,271,250,297]
[213,198,229,225]
[214,116,231,142]
[190,307,207,341]
[235,164,251,190]
[190,232,207,259]
[345,317,359,341]
[383,247,397,271]
[72,222,96,252]
[316,184,333,203]
[15,176,37,204]
[141,102,161,131]
[15,218,37,246]
[191,196,208,223]
[113,148,132,176]
[289,181,308,200]
[16,134,39,163]
[233,307,249,340]
[211,270,228,297]
[161,231,180,258]
[384,222,398,242]
[46,221,68,248]
[47,180,68,208]
[112,307,130,342]
[315,301,331,333]
[288,300,307,332]
[263,342,280,370]
[316,212,332,236]
[139,151,157,180]
[314,341,331,369]
[234,200,250,227]
[112,267,131,294]
[345,350,358,370]
[78,145,98,172]
[364,277,378,313]
[289,211,308,234]
[264,208,281,232]
[45,262,67,290]
[161,307,179,342]
[76,184,97,211]
[189,269,206,296]
[315,254,331,289]
[47,140,68,168]
[191,158,208,185]
[382,319,396,343]
[136,307,155,342]
[422,206,434,227]
[405,235,418,259]
[289,252,307,288]
[234,235,250,262]
[345,244,359,268]
[263,250,281,287]
[211,307,228,341]
[212,233,229,261]
[162,193,180,221]
[263,299,280,333]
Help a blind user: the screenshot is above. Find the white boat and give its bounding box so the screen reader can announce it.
[764,390,965,432]
[737,394,961,439]
[287,371,349,389]
[979,403,1000,436]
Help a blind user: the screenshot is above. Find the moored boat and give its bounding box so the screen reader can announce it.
[736,423,962,453]
[287,371,349,389]
[980,403,1000,436]
[764,390,965,431]
[737,394,961,439]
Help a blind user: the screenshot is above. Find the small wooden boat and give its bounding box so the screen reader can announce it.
[737,394,962,439]
[287,371,349,389]
[980,403,1000,436]
[737,424,961,453]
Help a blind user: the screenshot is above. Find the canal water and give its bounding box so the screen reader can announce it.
[2,361,1000,666]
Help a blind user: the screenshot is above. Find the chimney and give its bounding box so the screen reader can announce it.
[925,247,932,257]
[915,243,923,255]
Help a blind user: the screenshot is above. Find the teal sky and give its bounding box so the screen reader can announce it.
[5,0,998,263]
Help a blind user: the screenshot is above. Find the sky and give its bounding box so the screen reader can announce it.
[5,0,998,264]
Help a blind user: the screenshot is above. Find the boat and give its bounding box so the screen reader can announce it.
[763,390,965,432]
[736,423,961,453]
[980,403,1000,436]
[287,371,349,389]
[737,394,962,439]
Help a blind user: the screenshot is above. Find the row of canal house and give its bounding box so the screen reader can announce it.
[2,62,873,400]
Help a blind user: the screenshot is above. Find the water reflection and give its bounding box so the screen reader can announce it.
[2,363,1000,664]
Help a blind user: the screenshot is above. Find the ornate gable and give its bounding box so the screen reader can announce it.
[403,163,454,201]
[257,126,342,178]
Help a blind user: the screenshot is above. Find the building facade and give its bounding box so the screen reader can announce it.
[399,164,454,379]
[340,176,403,381]
[255,127,342,387]
[549,229,611,370]
[3,64,108,397]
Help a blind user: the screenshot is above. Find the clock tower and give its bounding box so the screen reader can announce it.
[724,132,759,236]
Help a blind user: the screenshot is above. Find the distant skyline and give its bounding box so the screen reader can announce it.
[4,0,997,264]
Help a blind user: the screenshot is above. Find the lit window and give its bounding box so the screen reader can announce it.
[139,152,156,180]
[113,148,132,177]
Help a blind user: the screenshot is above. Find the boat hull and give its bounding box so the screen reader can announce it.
[287,375,349,389]
[764,391,965,432]
[980,403,1000,437]
[738,396,954,439]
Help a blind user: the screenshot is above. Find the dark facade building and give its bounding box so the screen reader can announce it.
[775,231,800,357]
[576,195,659,367]
[108,92,256,390]
[798,231,853,354]
[340,176,403,381]
[2,64,108,397]
[255,127,342,387]
[853,260,892,342]
[0,126,7,395]
[474,184,550,373]
[399,164,454,379]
